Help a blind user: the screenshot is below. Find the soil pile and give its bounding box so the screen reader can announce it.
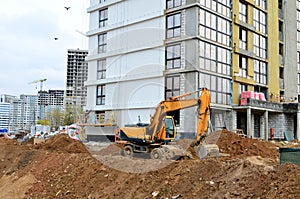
[0,131,299,199]
[33,134,89,153]
[214,130,279,159]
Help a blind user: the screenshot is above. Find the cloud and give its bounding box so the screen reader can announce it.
[0,0,88,96]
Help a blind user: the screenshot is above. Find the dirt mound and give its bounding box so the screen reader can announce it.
[33,134,89,153]
[184,130,278,159]
[264,163,300,198]
[0,130,299,198]
[21,137,34,145]
[211,130,278,159]
[0,137,24,147]
[97,143,121,156]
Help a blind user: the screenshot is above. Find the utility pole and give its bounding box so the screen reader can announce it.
[28,78,47,121]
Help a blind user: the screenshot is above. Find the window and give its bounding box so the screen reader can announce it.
[254,33,267,58]
[96,111,105,123]
[279,67,284,79]
[165,76,180,98]
[199,9,231,46]
[199,0,231,18]
[253,8,266,34]
[96,85,105,105]
[165,76,180,125]
[239,2,247,23]
[99,8,108,28]
[199,73,231,105]
[254,0,267,10]
[97,59,106,79]
[166,44,181,69]
[98,33,107,53]
[239,28,247,50]
[254,60,267,85]
[239,56,247,77]
[238,83,248,97]
[167,13,181,38]
[167,0,182,9]
[199,41,231,76]
[279,0,283,9]
[279,43,283,55]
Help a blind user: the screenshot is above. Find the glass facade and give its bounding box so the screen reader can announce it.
[200,0,231,18]
[253,1,267,90]
[199,41,231,76]
[199,73,231,105]
[199,9,231,46]
[198,0,232,106]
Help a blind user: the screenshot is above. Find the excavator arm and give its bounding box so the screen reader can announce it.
[147,88,210,142]
[196,88,210,144]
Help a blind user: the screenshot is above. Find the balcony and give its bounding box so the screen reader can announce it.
[239,98,300,113]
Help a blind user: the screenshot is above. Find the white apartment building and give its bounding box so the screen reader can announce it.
[0,102,10,130]
[85,0,167,139]
[20,94,38,130]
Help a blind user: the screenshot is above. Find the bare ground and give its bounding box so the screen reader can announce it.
[0,130,299,199]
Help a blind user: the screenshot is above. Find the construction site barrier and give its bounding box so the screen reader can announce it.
[279,148,300,165]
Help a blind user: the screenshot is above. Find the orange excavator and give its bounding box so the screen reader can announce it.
[114,88,219,159]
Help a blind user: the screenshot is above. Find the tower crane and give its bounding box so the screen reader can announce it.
[28,78,47,92]
[28,78,47,120]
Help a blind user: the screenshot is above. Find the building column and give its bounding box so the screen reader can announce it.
[264,110,269,141]
[297,112,300,140]
[247,108,252,138]
[231,110,237,130]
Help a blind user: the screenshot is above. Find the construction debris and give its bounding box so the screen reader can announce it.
[0,130,299,198]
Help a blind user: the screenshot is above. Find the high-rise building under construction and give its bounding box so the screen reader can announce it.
[85,0,300,141]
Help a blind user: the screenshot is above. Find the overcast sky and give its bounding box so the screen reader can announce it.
[0,0,89,97]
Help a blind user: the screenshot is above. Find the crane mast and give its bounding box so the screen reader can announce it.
[28,78,47,120]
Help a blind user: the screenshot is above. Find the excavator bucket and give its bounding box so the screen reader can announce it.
[194,144,220,159]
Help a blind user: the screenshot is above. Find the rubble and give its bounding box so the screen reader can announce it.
[0,130,299,198]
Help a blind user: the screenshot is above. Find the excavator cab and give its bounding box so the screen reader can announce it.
[164,116,176,139]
